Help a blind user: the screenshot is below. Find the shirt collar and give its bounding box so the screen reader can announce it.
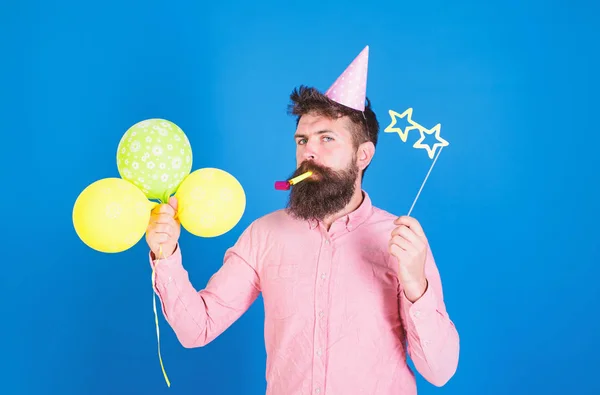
[307,190,373,231]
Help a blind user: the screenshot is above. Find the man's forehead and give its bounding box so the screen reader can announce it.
[296,113,351,134]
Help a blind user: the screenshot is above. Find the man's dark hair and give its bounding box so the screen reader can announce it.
[287,86,380,176]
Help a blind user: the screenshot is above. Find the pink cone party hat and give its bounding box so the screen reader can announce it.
[325,45,369,111]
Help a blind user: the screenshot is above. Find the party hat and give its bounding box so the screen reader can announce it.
[325,45,369,112]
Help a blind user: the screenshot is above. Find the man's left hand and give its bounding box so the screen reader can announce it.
[389,216,429,302]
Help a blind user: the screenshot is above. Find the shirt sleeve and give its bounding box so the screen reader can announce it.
[150,224,261,348]
[398,246,460,387]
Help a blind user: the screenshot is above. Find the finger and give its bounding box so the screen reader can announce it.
[389,244,404,259]
[389,243,413,262]
[169,196,178,212]
[152,213,178,225]
[391,227,423,251]
[389,235,417,254]
[157,203,176,216]
[150,232,171,245]
[153,223,174,237]
[394,216,426,238]
[394,215,417,227]
[391,225,421,245]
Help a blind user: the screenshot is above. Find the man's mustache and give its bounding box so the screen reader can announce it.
[294,161,331,177]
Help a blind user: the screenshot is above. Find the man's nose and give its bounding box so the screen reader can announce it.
[303,150,316,161]
[302,140,317,161]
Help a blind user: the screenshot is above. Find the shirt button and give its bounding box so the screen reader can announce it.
[317,349,322,356]
[324,240,330,245]
[321,273,327,279]
[319,311,324,318]
[315,388,321,394]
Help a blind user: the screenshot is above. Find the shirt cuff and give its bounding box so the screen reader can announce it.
[401,279,439,323]
[148,244,185,291]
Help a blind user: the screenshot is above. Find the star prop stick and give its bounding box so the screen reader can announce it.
[275,171,313,190]
[384,108,449,216]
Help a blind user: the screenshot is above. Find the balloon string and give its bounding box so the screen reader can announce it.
[407,146,444,216]
[152,245,171,387]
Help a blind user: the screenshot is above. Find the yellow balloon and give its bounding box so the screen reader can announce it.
[73,178,157,253]
[176,168,246,237]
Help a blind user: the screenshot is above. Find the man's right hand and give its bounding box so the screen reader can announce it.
[146,196,181,259]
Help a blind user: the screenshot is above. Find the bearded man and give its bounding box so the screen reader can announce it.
[146,46,460,395]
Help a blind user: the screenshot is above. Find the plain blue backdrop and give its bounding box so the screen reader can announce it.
[2,0,599,394]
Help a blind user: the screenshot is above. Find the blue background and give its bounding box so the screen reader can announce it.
[2,0,599,394]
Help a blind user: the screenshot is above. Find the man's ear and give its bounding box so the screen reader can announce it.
[356,141,375,171]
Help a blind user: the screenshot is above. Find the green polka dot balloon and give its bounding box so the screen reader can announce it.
[117,119,193,203]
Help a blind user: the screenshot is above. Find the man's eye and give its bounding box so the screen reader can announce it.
[323,136,333,142]
[297,139,307,145]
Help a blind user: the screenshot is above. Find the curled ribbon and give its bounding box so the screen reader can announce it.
[152,245,171,387]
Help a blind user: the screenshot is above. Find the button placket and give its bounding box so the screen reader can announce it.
[312,232,332,394]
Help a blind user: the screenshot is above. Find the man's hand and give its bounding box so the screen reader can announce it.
[146,196,181,259]
[389,216,429,302]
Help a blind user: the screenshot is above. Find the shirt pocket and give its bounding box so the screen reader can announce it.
[264,264,299,320]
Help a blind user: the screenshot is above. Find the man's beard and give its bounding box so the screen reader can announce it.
[285,159,359,222]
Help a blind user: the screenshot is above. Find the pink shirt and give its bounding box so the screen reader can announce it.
[150,191,459,394]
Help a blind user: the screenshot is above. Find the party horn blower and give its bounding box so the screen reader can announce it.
[274,171,313,190]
